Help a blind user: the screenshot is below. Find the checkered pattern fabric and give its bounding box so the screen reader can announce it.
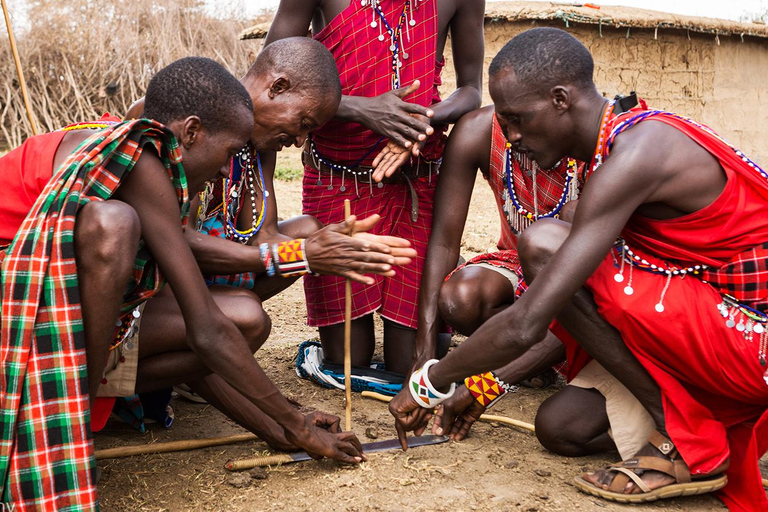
[302,165,436,328]
[311,0,446,166]
[703,242,768,313]
[0,120,187,510]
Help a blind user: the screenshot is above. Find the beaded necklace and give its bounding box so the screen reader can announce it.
[365,0,412,89]
[501,145,578,235]
[585,99,616,179]
[224,144,267,243]
[61,121,118,131]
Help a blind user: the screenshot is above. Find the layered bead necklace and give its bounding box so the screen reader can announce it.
[224,144,267,243]
[501,145,579,235]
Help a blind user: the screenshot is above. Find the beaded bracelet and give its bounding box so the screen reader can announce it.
[274,239,311,277]
[464,371,517,408]
[259,243,275,277]
[408,359,456,408]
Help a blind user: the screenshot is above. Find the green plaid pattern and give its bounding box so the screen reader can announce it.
[0,119,187,510]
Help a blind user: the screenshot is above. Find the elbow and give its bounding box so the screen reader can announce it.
[487,315,546,358]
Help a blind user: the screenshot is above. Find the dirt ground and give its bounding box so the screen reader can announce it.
[95,167,736,511]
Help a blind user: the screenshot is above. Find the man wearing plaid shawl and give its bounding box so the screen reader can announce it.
[0,56,371,510]
[390,29,768,511]
[265,0,485,375]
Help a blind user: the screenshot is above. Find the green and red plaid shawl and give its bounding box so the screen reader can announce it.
[0,119,188,510]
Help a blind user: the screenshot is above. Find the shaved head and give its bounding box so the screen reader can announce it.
[248,37,341,101]
[489,28,596,93]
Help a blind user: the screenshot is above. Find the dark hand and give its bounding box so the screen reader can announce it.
[370,113,431,181]
[283,415,367,464]
[358,81,434,147]
[389,388,433,450]
[306,411,342,433]
[305,215,417,284]
[432,385,486,441]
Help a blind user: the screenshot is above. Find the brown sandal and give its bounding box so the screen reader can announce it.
[573,431,728,504]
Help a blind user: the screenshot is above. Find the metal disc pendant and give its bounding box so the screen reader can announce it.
[623,286,634,296]
[409,19,416,26]
[316,179,322,186]
[340,185,346,192]
[763,370,768,385]
[132,309,141,319]
[654,303,665,313]
[264,190,269,197]
[361,0,367,5]
[371,21,377,28]
[614,273,624,283]
[327,184,333,190]
[378,34,385,41]
[726,319,736,328]
[736,322,746,332]
[402,52,409,59]
[389,44,396,52]
[377,182,384,188]
[230,190,238,198]
[125,340,135,350]
[755,323,765,334]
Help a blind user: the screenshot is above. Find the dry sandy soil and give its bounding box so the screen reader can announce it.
[95,163,739,511]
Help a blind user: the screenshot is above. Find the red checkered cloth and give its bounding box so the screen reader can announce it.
[0,120,187,510]
[451,115,580,279]
[302,166,436,328]
[311,0,447,165]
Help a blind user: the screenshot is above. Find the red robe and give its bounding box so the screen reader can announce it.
[564,109,768,511]
[303,0,447,329]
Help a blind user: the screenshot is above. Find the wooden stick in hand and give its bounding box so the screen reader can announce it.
[344,199,353,431]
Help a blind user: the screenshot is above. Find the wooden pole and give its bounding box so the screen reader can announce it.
[94,433,257,460]
[1,0,38,136]
[343,199,353,431]
[361,390,536,433]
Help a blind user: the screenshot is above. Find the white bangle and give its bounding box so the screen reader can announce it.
[408,359,456,408]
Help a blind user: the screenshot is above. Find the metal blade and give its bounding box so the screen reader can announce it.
[289,434,448,463]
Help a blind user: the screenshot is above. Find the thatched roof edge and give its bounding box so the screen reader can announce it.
[239,2,768,41]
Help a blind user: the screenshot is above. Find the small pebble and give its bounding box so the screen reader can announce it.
[249,467,268,480]
[365,426,379,439]
[534,469,551,477]
[227,473,251,488]
[505,459,519,469]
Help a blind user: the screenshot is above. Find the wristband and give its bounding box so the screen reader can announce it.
[259,243,275,277]
[275,239,310,277]
[464,371,518,408]
[408,359,456,408]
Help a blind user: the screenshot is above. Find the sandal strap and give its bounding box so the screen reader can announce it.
[648,430,678,457]
[613,455,677,478]
[609,467,653,494]
[673,458,692,484]
[606,468,632,494]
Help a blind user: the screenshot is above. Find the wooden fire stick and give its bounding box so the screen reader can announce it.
[1,0,38,135]
[343,199,353,431]
[94,433,257,460]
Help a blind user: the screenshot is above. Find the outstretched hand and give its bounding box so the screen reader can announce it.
[371,112,431,182]
[432,385,486,441]
[305,215,417,284]
[359,81,434,148]
[284,414,367,464]
[389,388,433,450]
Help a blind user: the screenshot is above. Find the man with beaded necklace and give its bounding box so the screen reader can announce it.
[390,28,768,510]
[265,0,486,378]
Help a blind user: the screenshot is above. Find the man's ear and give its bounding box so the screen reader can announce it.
[550,85,571,113]
[268,76,291,99]
[179,116,203,149]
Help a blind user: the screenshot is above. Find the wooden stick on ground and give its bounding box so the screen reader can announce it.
[94,433,257,460]
[1,0,38,136]
[361,390,536,433]
[343,198,353,431]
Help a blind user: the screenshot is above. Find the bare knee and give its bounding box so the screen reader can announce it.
[438,279,484,335]
[227,290,271,352]
[517,219,570,283]
[535,388,608,457]
[76,200,140,266]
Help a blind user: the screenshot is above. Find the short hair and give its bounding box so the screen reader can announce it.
[144,57,253,132]
[489,28,595,91]
[248,37,341,101]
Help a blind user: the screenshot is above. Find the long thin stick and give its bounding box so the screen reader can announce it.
[343,199,353,431]
[1,0,38,136]
[94,433,257,460]
[361,390,536,433]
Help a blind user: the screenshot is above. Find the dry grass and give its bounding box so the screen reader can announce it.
[0,0,270,149]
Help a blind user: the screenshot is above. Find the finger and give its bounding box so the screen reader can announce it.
[371,146,392,169]
[395,419,408,451]
[343,270,377,285]
[392,80,420,99]
[456,418,473,441]
[352,214,382,233]
[383,152,411,178]
[332,445,361,464]
[339,432,366,459]
[356,233,413,249]
[436,407,456,437]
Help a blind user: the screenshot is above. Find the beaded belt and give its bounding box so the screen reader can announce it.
[301,147,441,222]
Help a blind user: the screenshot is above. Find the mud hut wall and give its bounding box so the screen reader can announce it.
[439,20,767,162]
